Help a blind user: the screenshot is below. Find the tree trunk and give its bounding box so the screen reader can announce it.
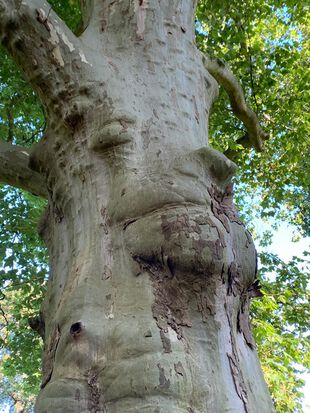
[0,1,275,412]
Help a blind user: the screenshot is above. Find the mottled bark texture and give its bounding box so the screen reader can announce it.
[0,1,274,412]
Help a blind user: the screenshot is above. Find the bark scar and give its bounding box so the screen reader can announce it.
[41,324,60,389]
[136,0,145,40]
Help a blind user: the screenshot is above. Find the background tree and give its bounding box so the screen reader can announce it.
[0,0,309,412]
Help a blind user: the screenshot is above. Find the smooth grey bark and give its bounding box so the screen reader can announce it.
[0,1,275,412]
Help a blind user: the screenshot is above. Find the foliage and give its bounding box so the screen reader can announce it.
[0,187,47,411]
[0,0,309,411]
[197,0,310,235]
[253,251,310,412]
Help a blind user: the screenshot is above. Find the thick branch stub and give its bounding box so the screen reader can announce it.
[0,141,47,198]
[202,55,268,152]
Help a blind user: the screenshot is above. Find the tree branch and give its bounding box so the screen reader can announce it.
[202,55,268,152]
[0,141,47,198]
[0,0,90,117]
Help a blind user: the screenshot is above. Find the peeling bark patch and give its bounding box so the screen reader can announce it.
[174,361,186,377]
[157,364,170,390]
[225,303,249,413]
[85,369,106,413]
[196,290,214,322]
[227,354,249,413]
[161,213,186,240]
[192,238,207,255]
[247,279,263,298]
[237,307,255,349]
[51,46,64,67]
[60,32,74,52]
[237,284,261,349]
[100,206,109,234]
[227,261,241,296]
[102,265,112,281]
[36,8,50,32]
[134,255,217,335]
[208,184,244,233]
[79,49,91,65]
[134,257,192,339]
[36,9,66,67]
[160,330,172,353]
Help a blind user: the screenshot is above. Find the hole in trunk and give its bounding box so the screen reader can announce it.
[70,321,82,336]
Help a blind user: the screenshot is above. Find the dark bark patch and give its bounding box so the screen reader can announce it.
[161,213,186,240]
[75,388,81,402]
[192,238,207,255]
[237,308,255,349]
[28,314,45,340]
[227,261,241,296]
[157,364,170,390]
[237,283,262,349]
[210,199,230,233]
[166,256,175,277]
[227,353,249,413]
[225,301,249,413]
[102,266,112,280]
[36,8,50,32]
[134,256,192,339]
[86,369,106,413]
[174,361,186,377]
[53,205,64,223]
[206,239,223,260]
[160,330,172,353]
[196,291,214,322]
[208,184,245,232]
[247,279,263,298]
